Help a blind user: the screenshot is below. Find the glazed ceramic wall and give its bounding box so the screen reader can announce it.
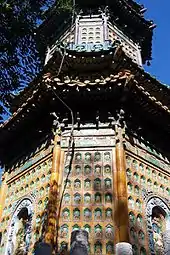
[126,137,170,255]
[58,150,114,255]
[0,143,52,255]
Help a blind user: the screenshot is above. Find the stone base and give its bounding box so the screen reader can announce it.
[115,242,132,255]
[163,230,170,255]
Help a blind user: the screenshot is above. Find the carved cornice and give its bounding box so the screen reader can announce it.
[142,189,170,207]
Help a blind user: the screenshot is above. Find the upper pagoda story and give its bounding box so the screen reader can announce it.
[38,0,155,66]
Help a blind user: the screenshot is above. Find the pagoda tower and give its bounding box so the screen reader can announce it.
[0,0,170,255]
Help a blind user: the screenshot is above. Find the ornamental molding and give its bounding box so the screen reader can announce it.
[5,196,35,255]
[11,196,34,218]
[145,195,170,254]
[43,69,131,88]
[7,148,52,182]
[65,40,118,53]
[142,189,170,207]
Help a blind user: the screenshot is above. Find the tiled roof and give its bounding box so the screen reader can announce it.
[1,47,170,130]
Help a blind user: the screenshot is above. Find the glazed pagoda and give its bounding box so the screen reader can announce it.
[0,0,170,254]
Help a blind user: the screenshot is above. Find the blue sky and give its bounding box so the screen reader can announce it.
[137,0,170,85]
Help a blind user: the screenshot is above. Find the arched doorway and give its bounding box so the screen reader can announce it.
[5,198,33,255]
[151,206,166,254]
[146,197,170,254]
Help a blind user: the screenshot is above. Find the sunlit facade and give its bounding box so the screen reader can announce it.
[0,1,170,254]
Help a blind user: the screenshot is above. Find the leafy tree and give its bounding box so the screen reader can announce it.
[0,0,73,122]
[0,0,57,121]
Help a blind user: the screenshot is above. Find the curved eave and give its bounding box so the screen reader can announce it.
[0,69,132,134]
[36,11,72,57]
[108,3,153,62]
[2,48,170,133]
[1,70,170,133]
[76,0,142,13]
[124,60,170,108]
[42,71,170,116]
[1,71,170,167]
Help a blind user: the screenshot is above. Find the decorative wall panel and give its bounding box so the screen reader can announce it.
[126,138,170,255]
[58,149,114,255]
[0,155,52,255]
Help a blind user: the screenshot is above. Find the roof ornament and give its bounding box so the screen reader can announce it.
[140,7,147,15]
[104,5,109,15]
[149,21,157,30]
[50,112,61,138]
[76,112,81,129]
[108,112,115,128]
[95,111,100,129]
[97,5,110,22]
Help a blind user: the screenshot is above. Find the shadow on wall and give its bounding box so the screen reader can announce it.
[34,142,75,255]
[33,197,70,255]
[114,174,148,255]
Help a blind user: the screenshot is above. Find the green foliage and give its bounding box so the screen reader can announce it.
[0,0,56,120]
[57,0,72,11]
[0,0,74,122]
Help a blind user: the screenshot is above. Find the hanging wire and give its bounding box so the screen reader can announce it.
[48,85,75,253]
[48,0,77,252]
[56,136,75,254]
[57,0,76,77]
[50,88,74,136]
